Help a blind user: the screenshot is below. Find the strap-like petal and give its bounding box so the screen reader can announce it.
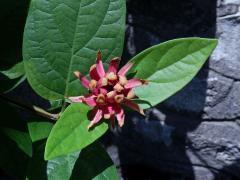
[108,57,120,73]
[96,50,105,78]
[89,64,101,81]
[114,105,125,127]
[123,99,145,115]
[88,108,103,129]
[68,96,84,103]
[82,95,97,107]
[118,62,133,76]
[74,71,89,89]
[124,79,147,89]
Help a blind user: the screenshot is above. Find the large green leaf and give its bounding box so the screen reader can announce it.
[70,142,119,180]
[45,103,108,160]
[23,0,126,100]
[129,38,218,109]
[28,122,53,142]
[47,151,80,180]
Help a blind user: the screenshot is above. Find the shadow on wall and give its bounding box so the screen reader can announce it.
[102,0,238,179]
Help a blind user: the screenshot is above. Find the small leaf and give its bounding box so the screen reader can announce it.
[0,62,26,93]
[130,38,218,109]
[28,122,53,142]
[70,142,119,180]
[1,128,32,157]
[47,151,80,180]
[0,62,25,79]
[45,103,108,160]
[23,0,126,100]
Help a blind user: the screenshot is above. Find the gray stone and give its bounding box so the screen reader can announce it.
[222,0,240,5]
[186,121,240,177]
[105,115,240,178]
[204,82,240,119]
[217,4,239,17]
[205,71,233,108]
[210,16,240,79]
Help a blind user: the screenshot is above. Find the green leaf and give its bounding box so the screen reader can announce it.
[28,122,53,142]
[70,142,119,180]
[45,103,108,160]
[1,128,32,157]
[23,0,126,100]
[0,61,25,79]
[47,151,80,180]
[0,62,26,93]
[130,38,218,109]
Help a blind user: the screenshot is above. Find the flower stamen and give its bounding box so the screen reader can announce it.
[96,94,106,105]
[106,72,117,81]
[114,94,124,103]
[114,83,124,92]
[119,75,128,86]
[89,79,97,90]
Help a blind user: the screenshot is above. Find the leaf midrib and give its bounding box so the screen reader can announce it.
[64,0,82,99]
[63,0,111,101]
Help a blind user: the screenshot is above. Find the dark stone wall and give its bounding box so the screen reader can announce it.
[103,0,240,179]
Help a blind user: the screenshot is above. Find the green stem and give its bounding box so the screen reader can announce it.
[61,101,68,113]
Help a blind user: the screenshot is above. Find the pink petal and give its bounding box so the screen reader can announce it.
[107,105,114,115]
[68,96,84,103]
[97,77,108,87]
[82,95,97,107]
[99,88,108,95]
[96,50,105,78]
[106,91,117,103]
[102,105,111,119]
[118,62,133,76]
[102,105,115,119]
[88,109,103,129]
[124,79,147,89]
[74,71,89,89]
[108,57,120,73]
[115,106,125,127]
[123,99,145,115]
[89,64,100,81]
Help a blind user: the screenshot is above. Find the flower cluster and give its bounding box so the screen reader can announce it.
[69,51,147,129]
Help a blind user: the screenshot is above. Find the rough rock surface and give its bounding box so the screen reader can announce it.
[102,0,240,179]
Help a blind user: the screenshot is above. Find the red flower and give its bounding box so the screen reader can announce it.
[69,51,147,129]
